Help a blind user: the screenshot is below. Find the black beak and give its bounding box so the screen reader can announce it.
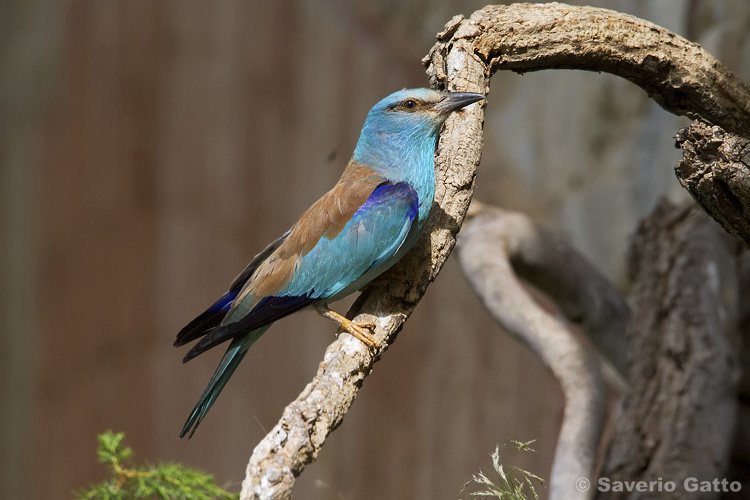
[433,92,485,114]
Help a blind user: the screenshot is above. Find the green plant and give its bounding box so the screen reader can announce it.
[76,431,238,500]
[462,440,546,500]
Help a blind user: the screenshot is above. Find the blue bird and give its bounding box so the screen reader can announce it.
[175,88,484,437]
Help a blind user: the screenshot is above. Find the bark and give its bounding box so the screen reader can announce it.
[457,203,628,500]
[424,3,750,137]
[598,201,740,499]
[675,122,750,248]
[424,4,750,248]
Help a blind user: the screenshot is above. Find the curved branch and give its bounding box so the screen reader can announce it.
[425,4,750,244]
[240,30,488,500]
[425,3,750,137]
[467,202,630,380]
[457,203,624,499]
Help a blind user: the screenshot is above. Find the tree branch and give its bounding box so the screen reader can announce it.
[467,203,630,380]
[425,3,750,137]
[425,3,750,247]
[598,201,741,498]
[457,203,627,499]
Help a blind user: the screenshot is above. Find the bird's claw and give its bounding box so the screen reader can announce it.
[317,306,378,348]
[340,320,377,348]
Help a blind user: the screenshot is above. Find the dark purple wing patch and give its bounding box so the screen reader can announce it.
[361,182,418,222]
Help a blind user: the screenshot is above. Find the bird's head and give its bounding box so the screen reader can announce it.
[352,88,485,168]
[367,88,484,135]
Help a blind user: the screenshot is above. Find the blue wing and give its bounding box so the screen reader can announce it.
[283,182,419,300]
[183,182,419,359]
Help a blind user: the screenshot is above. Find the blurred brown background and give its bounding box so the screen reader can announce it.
[2,1,749,499]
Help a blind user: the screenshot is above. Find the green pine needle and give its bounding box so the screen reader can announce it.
[76,431,238,500]
[461,441,546,500]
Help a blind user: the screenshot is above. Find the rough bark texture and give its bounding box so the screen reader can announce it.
[424,3,750,249]
[240,30,488,500]
[598,201,740,499]
[676,121,750,248]
[425,3,750,137]
[457,203,628,500]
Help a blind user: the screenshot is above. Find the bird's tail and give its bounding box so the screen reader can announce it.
[180,326,270,438]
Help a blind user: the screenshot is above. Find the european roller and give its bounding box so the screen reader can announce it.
[175,88,484,437]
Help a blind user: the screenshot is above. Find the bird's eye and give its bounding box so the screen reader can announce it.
[402,99,417,110]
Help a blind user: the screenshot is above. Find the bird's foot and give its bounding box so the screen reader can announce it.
[316,306,378,348]
[339,320,378,348]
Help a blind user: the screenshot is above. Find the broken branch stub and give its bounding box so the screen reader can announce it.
[676,121,750,248]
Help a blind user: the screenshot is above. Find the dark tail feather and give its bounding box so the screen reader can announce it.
[179,326,269,438]
[174,292,235,347]
[182,295,314,362]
